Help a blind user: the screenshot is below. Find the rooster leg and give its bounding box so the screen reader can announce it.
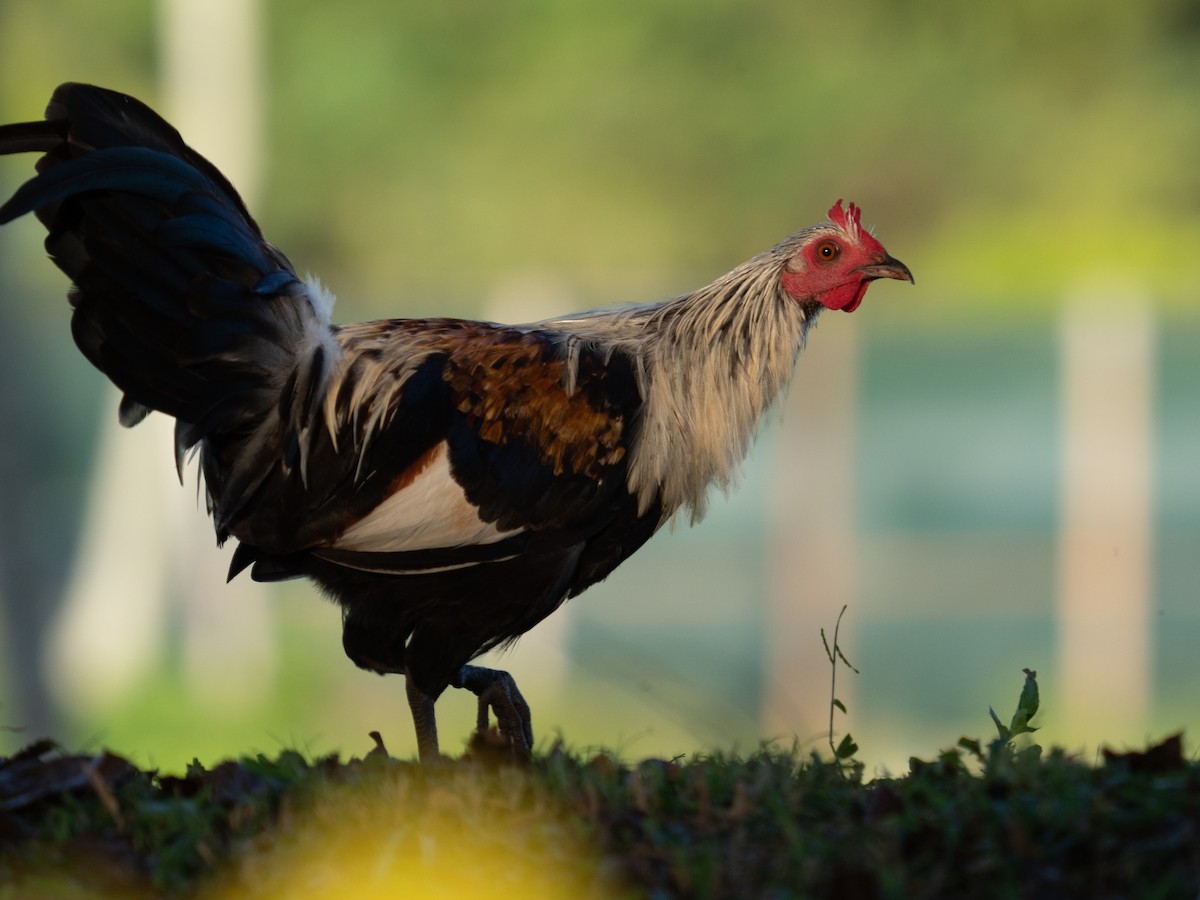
[405,670,441,763]
[456,664,534,755]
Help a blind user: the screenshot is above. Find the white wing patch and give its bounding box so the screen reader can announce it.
[330,442,522,552]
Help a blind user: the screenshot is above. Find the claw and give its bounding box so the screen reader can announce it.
[457,664,534,756]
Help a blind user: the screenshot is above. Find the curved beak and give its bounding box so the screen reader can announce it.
[857,254,914,285]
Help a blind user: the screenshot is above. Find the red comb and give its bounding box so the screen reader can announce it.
[827,199,862,236]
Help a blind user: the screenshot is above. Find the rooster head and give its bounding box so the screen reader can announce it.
[780,200,913,313]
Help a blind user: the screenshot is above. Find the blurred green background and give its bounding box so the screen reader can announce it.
[0,0,1197,773]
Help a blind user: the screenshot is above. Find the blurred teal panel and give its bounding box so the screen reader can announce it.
[859,326,1059,532]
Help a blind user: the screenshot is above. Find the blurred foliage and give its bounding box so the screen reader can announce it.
[3,0,1200,318]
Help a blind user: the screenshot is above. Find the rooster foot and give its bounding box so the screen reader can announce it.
[456,664,534,757]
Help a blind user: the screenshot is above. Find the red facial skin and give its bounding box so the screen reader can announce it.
[780,200,911,313]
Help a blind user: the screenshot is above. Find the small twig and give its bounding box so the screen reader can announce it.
[367,730,390,760]
[821,605,860,763]
[82,757,123,831]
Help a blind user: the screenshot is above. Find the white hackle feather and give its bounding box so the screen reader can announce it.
[542,230,822,523]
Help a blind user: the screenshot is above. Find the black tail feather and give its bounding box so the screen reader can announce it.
[1,83,338,544]
[38,83,260,234]
[0,119,70,155]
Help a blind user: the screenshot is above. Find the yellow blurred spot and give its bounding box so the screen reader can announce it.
[201,763,617,900]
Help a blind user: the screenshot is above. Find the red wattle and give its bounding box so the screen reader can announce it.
[818,280,869,313]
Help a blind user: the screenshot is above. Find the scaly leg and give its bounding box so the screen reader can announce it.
[405,669,440,763]
[456,664,534,755]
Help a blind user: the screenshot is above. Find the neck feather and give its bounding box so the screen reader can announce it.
[551,255,817,522]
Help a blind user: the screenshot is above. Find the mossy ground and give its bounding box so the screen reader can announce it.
[1,725,1197,899]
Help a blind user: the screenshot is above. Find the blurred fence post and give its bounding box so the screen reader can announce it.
[48,0,271,716]
[1056,285,1154,742]
[763,319,859,747]
[159,0,265,203]
[161,0,272,710]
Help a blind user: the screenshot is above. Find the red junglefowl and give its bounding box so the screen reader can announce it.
[0,84,912,761]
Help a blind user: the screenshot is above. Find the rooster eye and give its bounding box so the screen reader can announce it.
[815,240,840,262]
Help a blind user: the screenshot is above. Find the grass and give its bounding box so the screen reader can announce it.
[2,671,1199,899]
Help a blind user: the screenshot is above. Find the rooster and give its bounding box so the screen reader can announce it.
[0,84,912,761]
